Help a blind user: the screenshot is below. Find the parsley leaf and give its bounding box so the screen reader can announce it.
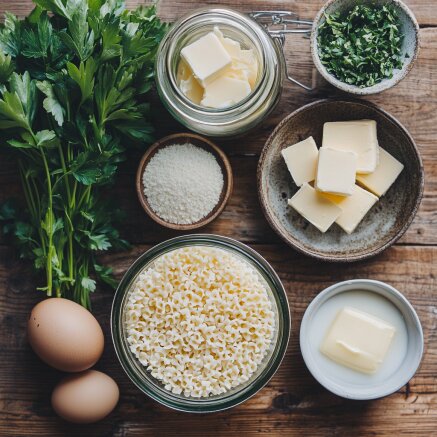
[36,80,65,126]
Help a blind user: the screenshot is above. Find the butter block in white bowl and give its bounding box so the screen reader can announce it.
[288,183,342,233]
[315,148,357,196]
[320,306,396,374]
[357,147,404,197]
[300,279,423,400]
[180,32,232,87]
[281,137,318,187]
[322,185,379,234]
[322,120,378,174]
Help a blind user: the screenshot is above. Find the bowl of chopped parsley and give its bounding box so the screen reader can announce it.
[311,0,420,94]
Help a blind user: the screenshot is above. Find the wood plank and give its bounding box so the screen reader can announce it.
[3,0,436,26]
[157,0,437,27]
[0,244,436,436]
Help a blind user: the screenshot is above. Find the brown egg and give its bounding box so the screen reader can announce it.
[52,370,119,423]
[28,298,104,372]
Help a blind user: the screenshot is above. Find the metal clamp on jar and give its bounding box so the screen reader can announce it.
[155,7,312,138]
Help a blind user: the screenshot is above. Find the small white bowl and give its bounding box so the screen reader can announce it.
[300,279,423,400]
[311,0,420,95]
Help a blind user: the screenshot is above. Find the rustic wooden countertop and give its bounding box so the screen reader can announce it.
[0,0,436,435]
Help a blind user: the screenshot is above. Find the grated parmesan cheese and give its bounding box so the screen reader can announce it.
[142,143,224,224]
[125,246,276,398]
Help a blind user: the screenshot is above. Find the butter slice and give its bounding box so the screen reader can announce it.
[214,27,258,89]
[288,183,342,233]
[315,148,357,196]
[281,137,319,186]
[322,120,378,174]
[201,76,251,109]
[320,307,396,374]
[356,147,404,197]
[178,60,203,105]
[180,32,232,87]
[322,185,379,234]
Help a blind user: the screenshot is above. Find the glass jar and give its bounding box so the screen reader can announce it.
[155,7,286,138]
[111,234,290,413]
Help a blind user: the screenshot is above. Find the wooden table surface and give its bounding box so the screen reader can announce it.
[1,0,436,435]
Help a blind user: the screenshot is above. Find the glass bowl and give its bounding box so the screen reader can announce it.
[111,234,290,412]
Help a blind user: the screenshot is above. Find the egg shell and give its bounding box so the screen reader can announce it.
[52,370,119,424]
[28,298,104,372]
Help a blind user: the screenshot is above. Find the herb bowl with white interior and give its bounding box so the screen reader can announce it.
[111,234,290,413]
[311,0,420,95]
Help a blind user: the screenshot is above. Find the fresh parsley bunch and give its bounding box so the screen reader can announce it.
[318,4,404,88]
[0,0,167,308]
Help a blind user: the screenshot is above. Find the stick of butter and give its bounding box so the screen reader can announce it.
[356,147,404,197]
[281,137,319,187]
[288,183,342,233]
[320,307,396,374]
[322,185,379,234]
[322,120,379,174]
[180,32,232,87]
[315,148,357,196]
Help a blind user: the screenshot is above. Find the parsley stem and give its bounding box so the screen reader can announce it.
[40,148,53,296]
[58,142,72,203]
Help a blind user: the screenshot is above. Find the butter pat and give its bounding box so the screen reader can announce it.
[315,148,357,196]
[180,32,232,87]
[201,76,251,109]
[214,27,258,89]
[177,60,203,105]
[322,120,378,174]
[281,137,319,186]
[288,183,342,233]
[323,185,379,234]
[356,147,404,197]
[179,75,203,105]
[320,307,396,374]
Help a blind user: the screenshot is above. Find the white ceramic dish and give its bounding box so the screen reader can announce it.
[300,279,423,400]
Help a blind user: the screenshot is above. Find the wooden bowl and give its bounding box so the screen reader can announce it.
[136,133,233,231]
[257,99,424,262]
[311,0,420,95]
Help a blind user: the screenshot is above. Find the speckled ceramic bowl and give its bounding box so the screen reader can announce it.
[311,0,420,95]
[257,99,424,262]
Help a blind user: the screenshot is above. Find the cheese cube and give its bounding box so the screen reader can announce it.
[356,147,404,197]
[281,137,319,186]
[322,185,379,234]
[201,76,251,109]
[320,307,396,374]
[322,120,378,173]
[315,148,357,196]
[180,32,232,87]
[288,183,342,233]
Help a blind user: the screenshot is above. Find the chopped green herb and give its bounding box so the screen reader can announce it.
[0,0,167,309]
[317,4,404,88]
